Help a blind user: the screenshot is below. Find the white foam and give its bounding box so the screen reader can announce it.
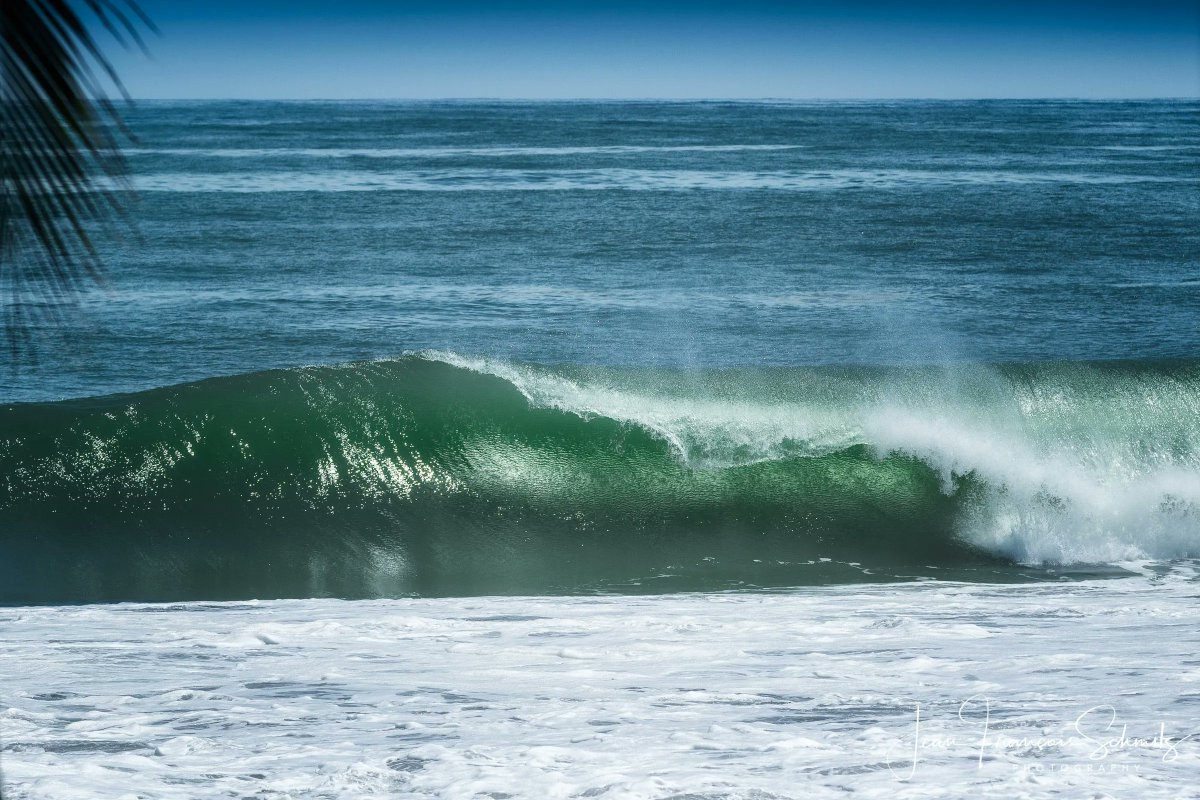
[863,409,1200,563]
[4,580,1199,799]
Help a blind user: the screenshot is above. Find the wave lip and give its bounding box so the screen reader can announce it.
[2,354,1197,603]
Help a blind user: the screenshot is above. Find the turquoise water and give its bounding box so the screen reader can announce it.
[1,100,1197,602]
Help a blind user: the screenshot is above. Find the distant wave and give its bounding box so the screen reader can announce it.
[127,144,805,158]
[1094,144,1200,152]
[2,355,1197,603]
[131,168,1186,193]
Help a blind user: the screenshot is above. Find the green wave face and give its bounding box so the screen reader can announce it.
[3,355,1198,603]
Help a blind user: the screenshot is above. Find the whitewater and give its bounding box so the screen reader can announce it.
[5,573,1200,799]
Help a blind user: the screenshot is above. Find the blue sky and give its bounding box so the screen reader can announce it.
[109,0,1199,99]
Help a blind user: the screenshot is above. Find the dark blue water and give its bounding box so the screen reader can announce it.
[3,100,1196,403]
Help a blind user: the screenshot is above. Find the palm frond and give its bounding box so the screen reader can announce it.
[0,0,155,357]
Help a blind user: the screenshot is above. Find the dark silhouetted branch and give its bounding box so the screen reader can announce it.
[0,0,155,357]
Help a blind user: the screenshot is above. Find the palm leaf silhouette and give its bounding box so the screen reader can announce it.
[1,0,154,356]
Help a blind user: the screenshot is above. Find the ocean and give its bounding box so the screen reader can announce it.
[1,100,1199,797]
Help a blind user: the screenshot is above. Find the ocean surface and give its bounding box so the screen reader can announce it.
[2,100,1199,797]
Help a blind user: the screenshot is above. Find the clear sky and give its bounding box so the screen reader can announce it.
[108,0,1200,99]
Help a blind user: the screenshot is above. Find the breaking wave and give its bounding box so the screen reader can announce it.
[2,354,1197,603]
